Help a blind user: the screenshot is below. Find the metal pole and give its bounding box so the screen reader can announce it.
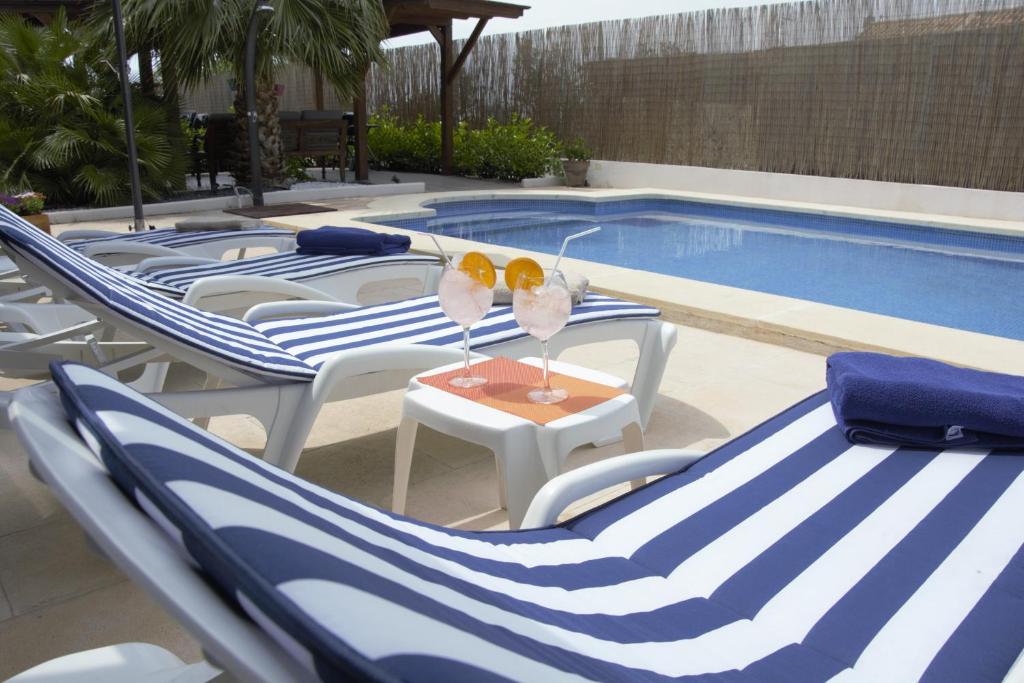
[111,0,146,231]
[245,3,272,208]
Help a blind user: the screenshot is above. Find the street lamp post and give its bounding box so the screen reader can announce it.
[111,0,146,231]
[245,3,274,208]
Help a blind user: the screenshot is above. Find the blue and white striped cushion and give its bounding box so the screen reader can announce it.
[67,226,294,252]
[0,208,316,381]
[134,251,439,297]
[51,360,1024,682]
[254,293,661,370]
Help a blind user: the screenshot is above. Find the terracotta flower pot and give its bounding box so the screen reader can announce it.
[562,159,590,187]
[21,213,50,234]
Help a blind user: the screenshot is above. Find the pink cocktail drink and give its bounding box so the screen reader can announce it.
[438,267,494,327]
[438,261,495,388]
[512,273,573,404]
[512,284,571,341]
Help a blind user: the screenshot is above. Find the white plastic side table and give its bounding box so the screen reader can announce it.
[393,357,644,528]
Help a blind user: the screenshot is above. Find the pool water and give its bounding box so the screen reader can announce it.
[374,198,1024,341]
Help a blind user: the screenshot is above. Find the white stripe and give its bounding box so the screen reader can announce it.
[664,442,894,591]
[593,403,837,554]
[836,464,1024,682]
[255,295,444,333]
[281,580,590,681]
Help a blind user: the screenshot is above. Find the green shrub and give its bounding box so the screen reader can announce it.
[0,10,186,207]
[369,112,443,174]
[283,156,314,183]
[560,137,592,161]
[369,111,562,181]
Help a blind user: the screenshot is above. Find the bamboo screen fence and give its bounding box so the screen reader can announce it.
[367,0,1024,191]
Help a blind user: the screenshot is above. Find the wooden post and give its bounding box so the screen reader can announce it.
[354,65,370,182]
[431,17,488,176]
[438,20,454,175]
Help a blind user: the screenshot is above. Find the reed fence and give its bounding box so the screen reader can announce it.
[367,0,1024,191]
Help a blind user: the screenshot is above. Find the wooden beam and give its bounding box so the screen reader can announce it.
[384,0,528,22]
[428,25,445,45]
[448,17,488,81]
[438,19,454,174]
[354,66,370,182]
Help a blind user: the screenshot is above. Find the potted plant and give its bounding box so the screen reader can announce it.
[1,192,49,233]
[560,138,592,187]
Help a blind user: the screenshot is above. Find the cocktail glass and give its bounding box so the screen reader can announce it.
[512,270,573,404]
[437,258,494,388]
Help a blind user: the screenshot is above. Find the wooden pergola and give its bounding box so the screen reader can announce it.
[351,0,528,180]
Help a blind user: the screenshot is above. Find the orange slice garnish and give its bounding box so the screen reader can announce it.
[504,257,545,290]
[458,251,497,288]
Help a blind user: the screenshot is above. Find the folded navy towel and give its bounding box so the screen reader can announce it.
[295,226,410,256]
[827,352,1024,449]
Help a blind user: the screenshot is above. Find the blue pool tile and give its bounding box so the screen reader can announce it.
[372,198,1024,341]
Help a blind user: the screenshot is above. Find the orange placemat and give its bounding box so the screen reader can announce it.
[418,357,625,425]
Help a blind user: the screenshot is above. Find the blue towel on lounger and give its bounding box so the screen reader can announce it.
[295,226,410,256]
[826,352,1024,449]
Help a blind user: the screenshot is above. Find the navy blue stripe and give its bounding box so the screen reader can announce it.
[564,391,832,539]
[629,427,855,572]
[711,446,938,616]
[803,452,1024,667]
[261,298,445,336]
[0,210,316,380]
[922,541,1024,682]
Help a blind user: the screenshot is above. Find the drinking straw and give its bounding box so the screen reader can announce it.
[429,234,455,268]
[548,227,601,284]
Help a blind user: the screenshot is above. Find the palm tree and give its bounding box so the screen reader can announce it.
[94,0,389,186]
[0,10,185,206]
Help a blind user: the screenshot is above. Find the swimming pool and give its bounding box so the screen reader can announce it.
[373,198,1024,341]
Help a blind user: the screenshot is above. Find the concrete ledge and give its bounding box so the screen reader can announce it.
[521,175,564,188]
[47,182,425,224]
[586,161,1024,223]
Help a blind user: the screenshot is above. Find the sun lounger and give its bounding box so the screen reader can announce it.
[11,362,1024,682]
[61,225,297,265]
[0,207,675,468]
[0,225,297,282]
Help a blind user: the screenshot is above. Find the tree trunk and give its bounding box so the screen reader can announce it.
[138,46,155,97]
[230,77,284,187]
[156,54,186,192]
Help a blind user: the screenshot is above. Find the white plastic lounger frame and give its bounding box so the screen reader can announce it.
[10,384,315,683]
[2,244,675,472]
[9,383,700,683]
[0,260,443,378]
[60,227,297,267]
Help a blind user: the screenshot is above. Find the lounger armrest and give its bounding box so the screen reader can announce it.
[520,449,705,529]
[243,299,360,323]
[80,242,183,259]
[133,256,217,274]
[56,229,121,243]
[181,275,333,309]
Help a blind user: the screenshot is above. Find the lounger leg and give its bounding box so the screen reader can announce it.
[495,456,508,509]
[392,417,418,515]
[192,375,223,430]
[502,447,550,530]
[623,422,648,490]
